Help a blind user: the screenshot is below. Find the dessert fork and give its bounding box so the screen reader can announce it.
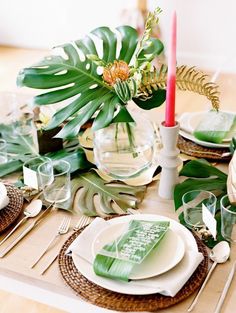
[73,215,93,231]
[31,216,71,268]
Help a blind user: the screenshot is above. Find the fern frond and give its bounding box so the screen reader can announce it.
[139,65,220,110]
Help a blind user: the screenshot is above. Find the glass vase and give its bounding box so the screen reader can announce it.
[93,114,155,180]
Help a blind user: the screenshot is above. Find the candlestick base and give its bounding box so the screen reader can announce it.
[158,122,182,200]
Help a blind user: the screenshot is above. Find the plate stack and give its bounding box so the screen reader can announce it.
[178,111,234,161]
[59,214,209,311]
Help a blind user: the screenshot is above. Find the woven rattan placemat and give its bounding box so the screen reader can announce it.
[58,223,209,312]
[0,184,24,233]
[178,135,231,161]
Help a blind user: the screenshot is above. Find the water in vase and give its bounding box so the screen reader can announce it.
[94,117,155,179]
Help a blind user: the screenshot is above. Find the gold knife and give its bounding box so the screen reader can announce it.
[0,202,55,258]
[40,253,58,275]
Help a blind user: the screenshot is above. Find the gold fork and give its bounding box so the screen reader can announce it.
[73,215,93,231]
[31,216,71,268]
[40,215,93,275]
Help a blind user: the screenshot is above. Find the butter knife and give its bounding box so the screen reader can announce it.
[0,202,55,258]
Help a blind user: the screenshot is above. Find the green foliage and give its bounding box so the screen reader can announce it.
[0,144,93,178]
[133,89,166,110]
[230,137,236,154]
[174,159,227,210]
[174,159,227,247]
[113,78,138,103]
[71,171,146,216]
[179,158,227,179]
[134,7,162,69]
[17,23,164,139]
[139,65,220,110]
[93,219,169,281]
[0,160,23,177]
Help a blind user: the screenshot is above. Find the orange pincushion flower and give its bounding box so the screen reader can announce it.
[103,60,130,86]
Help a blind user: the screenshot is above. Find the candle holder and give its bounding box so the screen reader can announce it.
[158,121,182,200]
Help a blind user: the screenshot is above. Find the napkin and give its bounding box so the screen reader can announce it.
[178,112,193,134]
[67,218,203,297]
[0,182,9,210]
[193,111,235,144]
[179,111,236,144]
[227,151,236,204]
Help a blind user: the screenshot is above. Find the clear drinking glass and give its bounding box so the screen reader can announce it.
[11,112,39,154]
[93,114,155,179]
[38,160,71,204]
[0,139,8,164]
[23,156,52,190]
[0,93,39,155]
[221,194,236,242]
[182,190,217,228]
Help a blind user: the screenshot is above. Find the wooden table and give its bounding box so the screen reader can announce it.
[0,46,236,313]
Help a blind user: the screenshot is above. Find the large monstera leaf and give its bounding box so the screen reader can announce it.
[17,26,163,139]
[71,171,146,216]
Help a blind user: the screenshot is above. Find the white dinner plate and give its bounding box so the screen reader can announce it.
[72,214,198,295]
[179,111,236,148]
[92,223,185,280]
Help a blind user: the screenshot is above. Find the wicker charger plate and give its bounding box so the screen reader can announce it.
[0,184,24,233]
[178,135,231,161]
[58,223,208,312]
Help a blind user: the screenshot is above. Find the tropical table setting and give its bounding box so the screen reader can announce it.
[1,7,236,313]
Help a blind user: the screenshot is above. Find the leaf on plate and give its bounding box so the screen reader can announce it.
[193,111,236,144]
[93,220,170,281]
[71,171,146,216]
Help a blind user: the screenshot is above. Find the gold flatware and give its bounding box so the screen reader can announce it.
[73,215,93,231]
[214,261,236,313]
[0,199,43,247]
[40,217,73,275]
[188,241,230,312]
[31,216,71,268]
[40,253,58,275]
[0,202,55,258]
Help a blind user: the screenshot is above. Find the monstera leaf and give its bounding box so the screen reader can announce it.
[174,159,227,210]
[0,140,92,178]
[174,159,227,248]
[17,26,164,139]
[71,171,146,216]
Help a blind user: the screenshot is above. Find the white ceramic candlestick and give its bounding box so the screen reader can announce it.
[158,121,182,199]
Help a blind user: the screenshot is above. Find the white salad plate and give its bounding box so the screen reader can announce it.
[178,111,236,148]
[92,223,185,280]
[72,214,198,295]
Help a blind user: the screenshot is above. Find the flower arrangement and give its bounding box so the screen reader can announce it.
[17,7,220,140]
[17,8,165,139]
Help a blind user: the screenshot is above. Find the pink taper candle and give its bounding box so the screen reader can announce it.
[165,11,177,127]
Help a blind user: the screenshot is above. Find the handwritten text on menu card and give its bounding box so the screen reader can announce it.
[100,220,170,264]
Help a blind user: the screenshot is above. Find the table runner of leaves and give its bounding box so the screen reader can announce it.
[0,126,146,216]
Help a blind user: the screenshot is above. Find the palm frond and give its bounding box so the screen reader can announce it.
[139,65,220,110]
